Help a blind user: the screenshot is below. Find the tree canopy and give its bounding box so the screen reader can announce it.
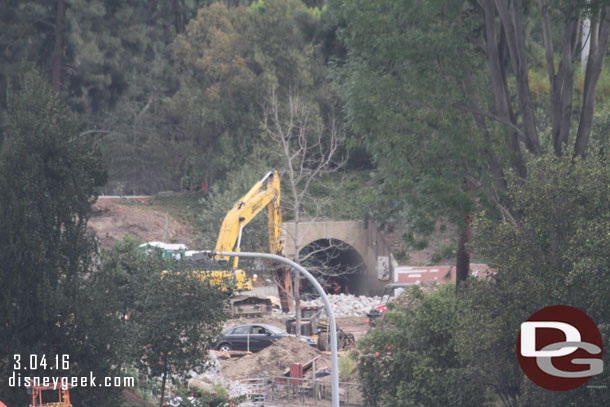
[0,68,109,406]
[2,2,610,405]
[329,0,610,280]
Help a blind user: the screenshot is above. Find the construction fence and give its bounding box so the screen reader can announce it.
[237,376,362,407]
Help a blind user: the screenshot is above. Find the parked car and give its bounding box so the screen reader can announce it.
[213,323,316,352]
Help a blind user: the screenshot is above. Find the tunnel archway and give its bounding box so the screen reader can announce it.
[297,238,367,297]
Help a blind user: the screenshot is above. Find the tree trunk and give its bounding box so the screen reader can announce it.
[493,0,541,155]
[274,266,293,312]
[173,0,185,34]
[575,8,610,156]
[456,213,473,289]
[158,355,168,407]
[479,0,527,177]
[52,0,66,92]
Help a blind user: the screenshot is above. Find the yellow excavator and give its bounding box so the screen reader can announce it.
[214,170,282,270]
[160,170,292,310]
[200,169,293,309]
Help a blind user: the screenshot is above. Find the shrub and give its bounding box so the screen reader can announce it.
[358,285,487,406]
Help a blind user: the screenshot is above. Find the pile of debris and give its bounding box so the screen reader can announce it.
[218,337,328,380]
[302,294,382,317]
[189,352,240,396]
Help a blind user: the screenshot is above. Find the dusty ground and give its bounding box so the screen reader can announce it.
[336,316,369,341]
[219,337,329,380]
[89,198,195,248]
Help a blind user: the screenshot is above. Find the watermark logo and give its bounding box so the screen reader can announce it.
[516,305,603,391]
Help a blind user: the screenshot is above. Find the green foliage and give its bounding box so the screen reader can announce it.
[98,237,230,405]
[168,0,327,187]
[171,385,244,407]
[364,154,610,406]
[295,170,371,220]
[247,0,266,13]
[338,352,356,381]
[330,0,484,236]
[456,154,610,405]
[476,154,610,317]
[168,2,259,185]
[98,55,182,195]
[358,285,487,407]
[0,1,54,107]
[0,68,112,406]
[429,243,455,265]
[131,259,228,378]
[407,237,428,251]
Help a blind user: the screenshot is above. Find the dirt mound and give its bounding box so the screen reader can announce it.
[89,198,195,248]
[219,337,329,380]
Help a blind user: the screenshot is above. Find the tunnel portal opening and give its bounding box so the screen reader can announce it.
[297,238,367,297]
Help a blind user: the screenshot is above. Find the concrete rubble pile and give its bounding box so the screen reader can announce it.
[189,352,244,398]
[302,293,382,317]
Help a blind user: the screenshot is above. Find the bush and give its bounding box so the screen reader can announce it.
[457,154,610,406]
[339,352,357,381]
[172,385,244,407]
[358,285,487,406]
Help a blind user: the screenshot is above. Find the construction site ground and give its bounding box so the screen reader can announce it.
[218,314,367,381]
[86,196,456,405]
[203,333,362,406]
[89,197,196,248]
[218,336,329,380]
[186,315,367,405]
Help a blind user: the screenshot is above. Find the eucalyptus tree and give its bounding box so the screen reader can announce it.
[330,0,610,282]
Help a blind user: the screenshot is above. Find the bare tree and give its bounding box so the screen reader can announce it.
[262,87,348,336]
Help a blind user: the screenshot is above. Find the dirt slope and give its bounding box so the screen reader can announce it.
[89,198,195,248]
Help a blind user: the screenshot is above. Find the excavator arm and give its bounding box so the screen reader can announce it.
[214,169,293,310]
[214,170,283,268]
[215,170,292,310]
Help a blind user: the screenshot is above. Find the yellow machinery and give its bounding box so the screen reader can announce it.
[214,170,283,268]
[181,268,253,291]
[286,305,355,351]
[160,170,292,307]
[209,170,293,307]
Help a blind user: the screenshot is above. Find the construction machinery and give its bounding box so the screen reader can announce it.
[286,305,355,351]
[200,169,293,311]
[154,170,292,310]
[146,242,254,291]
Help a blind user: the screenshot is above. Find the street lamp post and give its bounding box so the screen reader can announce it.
[199,250,340,407]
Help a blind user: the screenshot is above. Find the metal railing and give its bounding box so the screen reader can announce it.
[238,375,362,407]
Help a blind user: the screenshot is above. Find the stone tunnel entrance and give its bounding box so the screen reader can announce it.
[297,238,367,297]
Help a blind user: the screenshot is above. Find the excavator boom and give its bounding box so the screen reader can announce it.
[214,170,283,268]
[213,169,292,311]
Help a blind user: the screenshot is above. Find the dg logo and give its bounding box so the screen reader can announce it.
[516,305,603,391]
